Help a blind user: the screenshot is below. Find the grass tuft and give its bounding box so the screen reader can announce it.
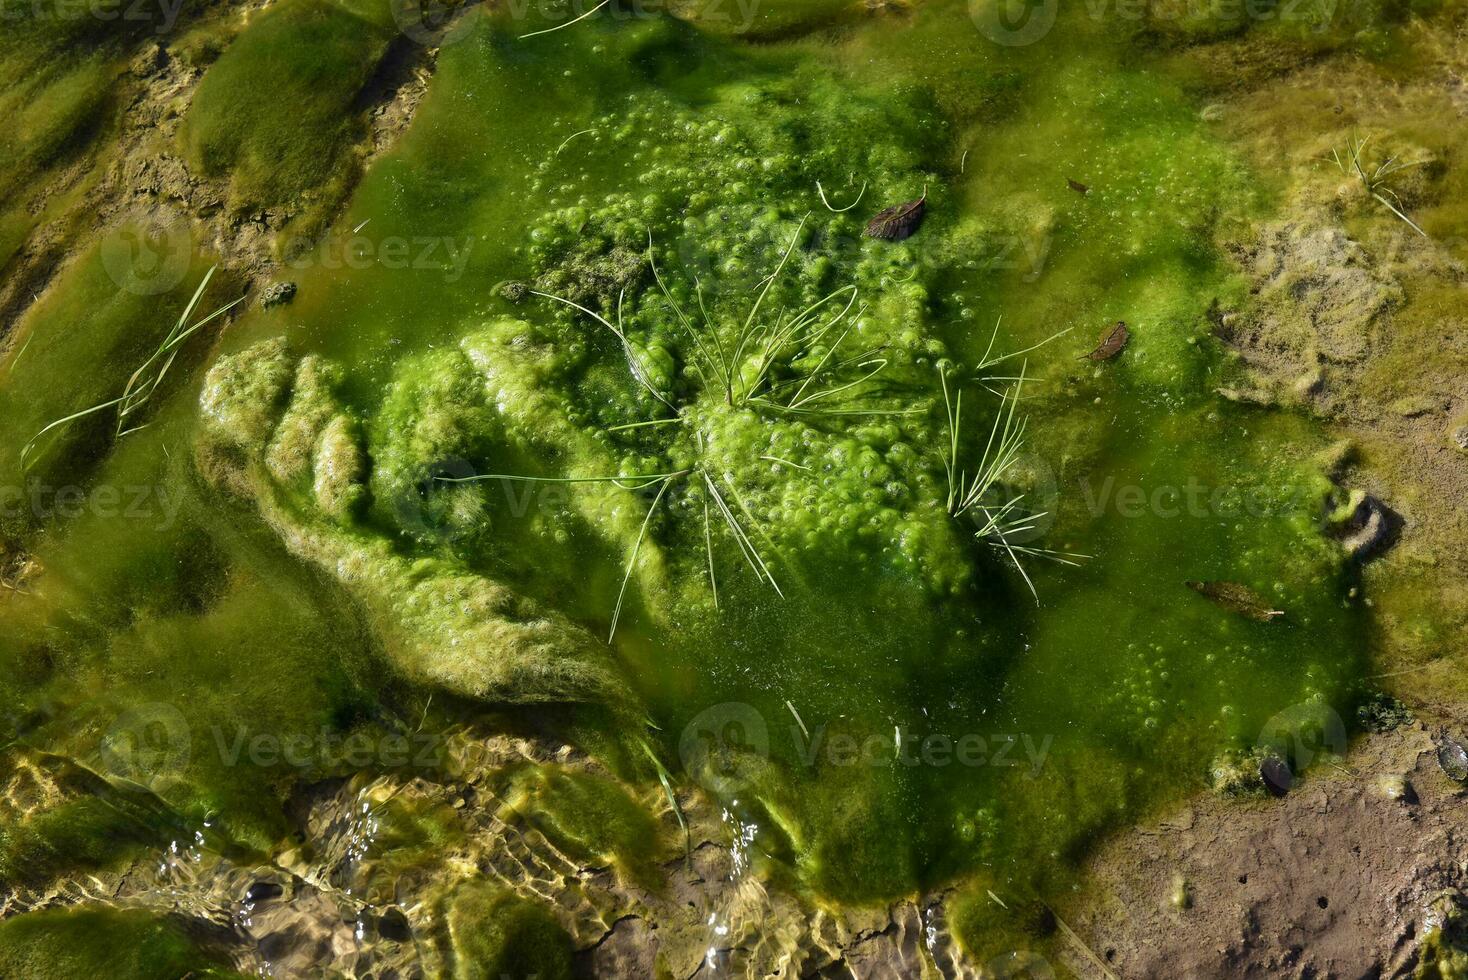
[1330,133,1429,238]
[20,267,244,472]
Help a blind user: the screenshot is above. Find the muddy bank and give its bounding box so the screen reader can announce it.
[1075,718,1468,978]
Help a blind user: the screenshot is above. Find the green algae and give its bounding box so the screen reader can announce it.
[499,763,669,886]
[2,0,1446,965]
[0,906,244,979]
[181,0,394,223]
[1419,893,1468,980]
[192,0,1368,925]
[440,880,574,980]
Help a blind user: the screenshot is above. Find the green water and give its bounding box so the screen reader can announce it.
[0,0,1407,967]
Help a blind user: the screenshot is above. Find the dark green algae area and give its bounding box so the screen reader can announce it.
[0,0,1444,967]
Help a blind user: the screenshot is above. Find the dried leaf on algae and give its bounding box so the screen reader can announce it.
[1084,321,1129,361]
[864,190,927,241]
[1186,580,1284,622]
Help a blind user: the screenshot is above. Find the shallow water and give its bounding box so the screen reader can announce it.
[0,0,1400,969]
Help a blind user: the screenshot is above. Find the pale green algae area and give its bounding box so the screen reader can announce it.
[0,0,1429,968]
[202,0,1367,922]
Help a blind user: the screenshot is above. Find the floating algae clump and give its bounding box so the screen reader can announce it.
[197,340,633,711]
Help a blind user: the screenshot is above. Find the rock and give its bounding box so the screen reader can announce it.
[1260,756,1293,797]
[1437,733,1468,783]
[1451,424,1468,452]
[1210,750,1266,796]
[1333,492,1403,562]
[261,281,297,309]
[1171,874,1193,910]
[376,907,411,942]
[1374,774,1415,803]
[245,880,285,904]
[130,43,168,77]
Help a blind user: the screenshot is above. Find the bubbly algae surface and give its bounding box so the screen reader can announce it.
[2,0,1456,971]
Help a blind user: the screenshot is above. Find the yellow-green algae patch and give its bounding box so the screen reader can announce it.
[1,0,1435,965]
[0,905,246,979]
[439,879,574,980]
[178,3,1372,940]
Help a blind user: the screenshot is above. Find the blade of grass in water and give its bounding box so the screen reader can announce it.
[20,268,244,470]
[609,474,678,643]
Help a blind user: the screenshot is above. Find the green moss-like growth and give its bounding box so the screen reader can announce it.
[0,906,243,980]
[180,0,393,215]
[0,56,113,203]
[198,340,635,713]
[1419,893,1468,980]
[0,796,155,888]
[500,764,666,886]
[0,238,235,533]
[442,881,573,980]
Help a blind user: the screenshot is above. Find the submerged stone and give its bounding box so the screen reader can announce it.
[1437,734,1468,784]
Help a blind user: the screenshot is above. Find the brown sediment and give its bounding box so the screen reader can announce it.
[1074,721,1468,978]
[0,1,439,352]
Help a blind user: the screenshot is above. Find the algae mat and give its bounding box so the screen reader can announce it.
[1,0,1462,973]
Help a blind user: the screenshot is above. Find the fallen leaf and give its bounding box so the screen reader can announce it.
[1186,580,1284,622]
[1083,321,1129,361]
[1067,178,1090,195]
[864,190,927,241]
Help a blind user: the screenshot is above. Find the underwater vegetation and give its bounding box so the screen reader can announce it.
[0,0,1465,972]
